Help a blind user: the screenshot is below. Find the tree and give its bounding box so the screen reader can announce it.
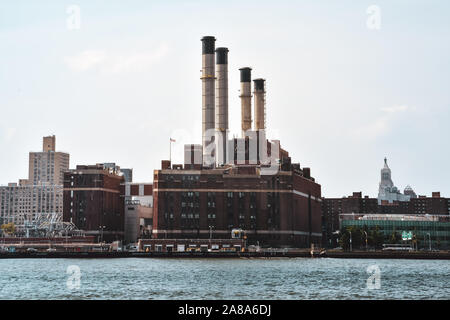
[390,227,401,244]
[369,225,384,249]
[338,226,365,250]
[1,223,16,236]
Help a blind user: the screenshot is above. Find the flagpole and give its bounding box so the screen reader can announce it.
[169,138,176,165]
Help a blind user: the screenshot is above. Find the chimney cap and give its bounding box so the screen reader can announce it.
[201,36,216,54]
[215,47,229,64]
[239,67,252,82]
[201,35,216,40]
[215,47,229,52]
[253,78,266,91]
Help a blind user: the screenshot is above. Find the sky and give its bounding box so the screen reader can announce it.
[0,0,449,198]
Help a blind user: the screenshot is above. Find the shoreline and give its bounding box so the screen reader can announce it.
[1,250,450,260]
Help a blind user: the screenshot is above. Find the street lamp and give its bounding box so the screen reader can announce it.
[349,230,352,252]
[209,225,213,240]
[332,230,340,249]
[99,225,106,249]
[363,231,368,251]
[426,233,431,251]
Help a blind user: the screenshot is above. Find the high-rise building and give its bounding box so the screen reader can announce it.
[28,135,70,186]
[0,136,69,230]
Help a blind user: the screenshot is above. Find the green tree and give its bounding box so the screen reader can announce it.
[390,227,401,244]
[338,226,365,250]
[1,223,15,236]
[369,225,384,249]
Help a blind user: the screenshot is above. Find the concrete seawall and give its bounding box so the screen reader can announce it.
[1,250,450,259]
[323,250,450,260]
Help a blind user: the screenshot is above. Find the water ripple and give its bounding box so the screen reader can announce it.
[0,258,449,299]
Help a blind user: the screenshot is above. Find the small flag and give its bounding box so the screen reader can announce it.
[170,138,176,142]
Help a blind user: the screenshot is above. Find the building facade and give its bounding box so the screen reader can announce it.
[340,213,450,249]
[322,191,449,247]
[153,161,322,248]
[62,164,125,241]
[0,136,68,230]
[322,192,378,247]
[0,183,63,227]
[121,182,154,244]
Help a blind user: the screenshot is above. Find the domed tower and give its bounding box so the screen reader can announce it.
[404,185,417,199]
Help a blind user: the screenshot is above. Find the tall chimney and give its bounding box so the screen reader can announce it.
[253,78,266,131]
[215,47,229,166]
[239,67,252,136]
[253,78,267,164]
[201,36,216,167]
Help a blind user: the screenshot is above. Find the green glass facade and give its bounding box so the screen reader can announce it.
[340,214,450,249]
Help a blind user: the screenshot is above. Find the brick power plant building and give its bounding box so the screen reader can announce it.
[152,36,322,248]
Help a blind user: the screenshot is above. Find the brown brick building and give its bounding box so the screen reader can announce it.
[152,161,322,248]
[322,192,378,247]
[63,164,125,242]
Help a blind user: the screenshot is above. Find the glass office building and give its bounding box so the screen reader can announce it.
[340,214,450,249]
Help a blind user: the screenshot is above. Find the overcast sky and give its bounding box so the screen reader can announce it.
[1,0,449,198]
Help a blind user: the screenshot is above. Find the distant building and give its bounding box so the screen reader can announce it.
[378,158,414,204]
[403,185,417,198]
[0,183,63,227]
[124,200,153,244]
[322,191,449,247]
[121,182,153,244]
[0,136,68,229]
[120,168,133,183]
[340,213,450,249]
[322,192,378,247]
[63,163,125,242]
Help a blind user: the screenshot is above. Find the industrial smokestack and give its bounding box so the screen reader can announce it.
[239,67,252,136]
[253,78,266,131]
[253,78,267,164]
[201,36,216,167]
[215,47,229,166]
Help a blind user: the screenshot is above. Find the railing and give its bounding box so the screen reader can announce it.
[340,213,450,222]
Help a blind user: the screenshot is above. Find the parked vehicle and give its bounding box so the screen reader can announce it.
[127,245,139,252]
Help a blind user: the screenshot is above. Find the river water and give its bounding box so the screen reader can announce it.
[0,258,448,299]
